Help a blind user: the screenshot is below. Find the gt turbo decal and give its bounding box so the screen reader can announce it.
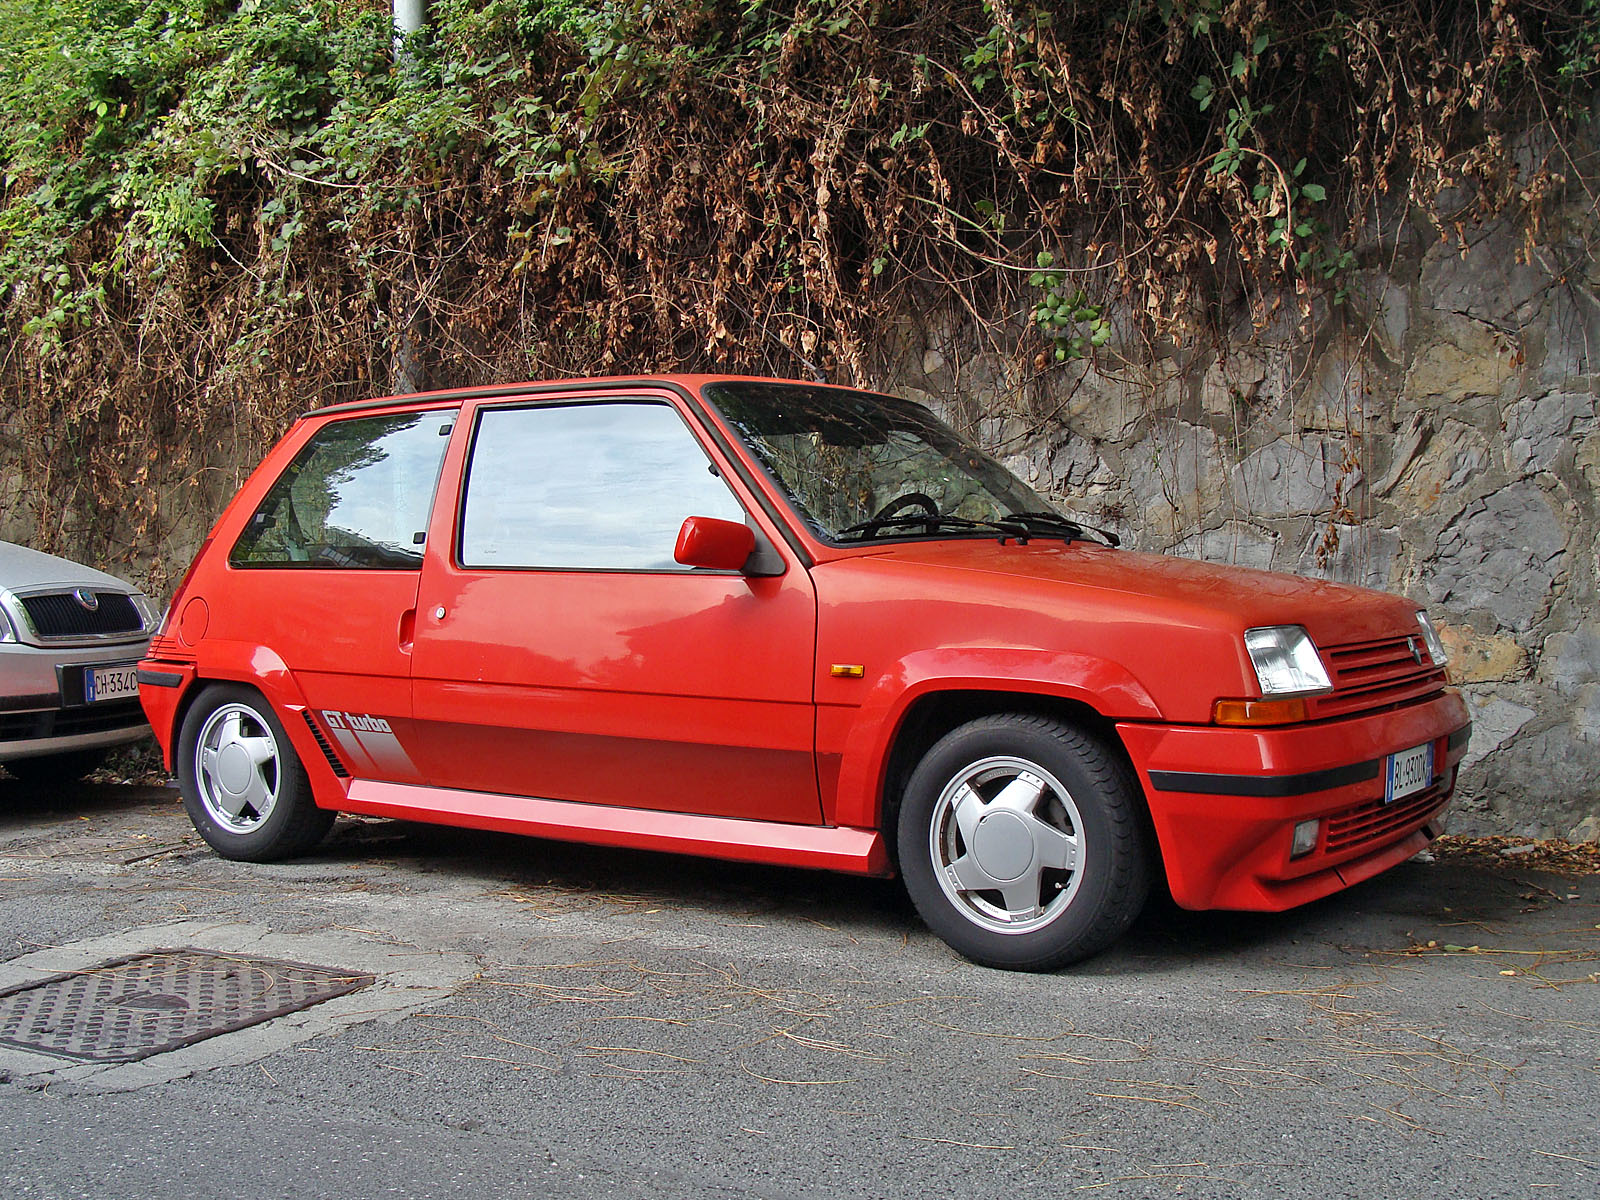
[320,710,418,777]
[323,710,392,733]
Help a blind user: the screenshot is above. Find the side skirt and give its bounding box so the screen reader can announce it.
[338,778,893,877]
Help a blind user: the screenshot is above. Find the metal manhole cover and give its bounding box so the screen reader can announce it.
[0,948,374,1064]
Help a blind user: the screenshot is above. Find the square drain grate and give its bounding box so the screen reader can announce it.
[0,948,373,1064]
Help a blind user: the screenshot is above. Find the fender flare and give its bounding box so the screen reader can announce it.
[829,647,1161,829]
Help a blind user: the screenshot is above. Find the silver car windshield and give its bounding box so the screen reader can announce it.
[705,381,1089,545]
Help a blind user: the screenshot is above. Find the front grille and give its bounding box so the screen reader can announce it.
[0,700,146,743]
[1323,782,1446,854]
[1313,635,1447,719]
[19,592,143,639]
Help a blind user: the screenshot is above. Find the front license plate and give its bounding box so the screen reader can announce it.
[1384,742,1434,804]
[85,663,141,704]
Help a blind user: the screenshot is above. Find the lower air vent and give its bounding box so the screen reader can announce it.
[1324,783,1446,854]
[302,711,350,778]
[0,700,146,743]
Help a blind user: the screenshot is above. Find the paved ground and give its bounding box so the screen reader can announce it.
[0,780,1595,1199]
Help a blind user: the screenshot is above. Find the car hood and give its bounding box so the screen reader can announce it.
[0,541,138,593]
[825,538,1421,646]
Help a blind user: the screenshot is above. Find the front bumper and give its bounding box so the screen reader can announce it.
[1,640,151,763]
[1118,689,1471,911]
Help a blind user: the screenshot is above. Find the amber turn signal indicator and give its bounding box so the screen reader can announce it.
[830,664,865,678]
[1212,696,1311,726]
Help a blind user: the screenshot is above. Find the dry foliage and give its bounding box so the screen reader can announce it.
[1,0,1595,587]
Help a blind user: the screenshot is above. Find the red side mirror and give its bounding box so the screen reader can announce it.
[674,516,757,571]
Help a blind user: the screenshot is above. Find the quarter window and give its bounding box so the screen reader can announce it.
[230,410,454,569]
[460,402,746,570]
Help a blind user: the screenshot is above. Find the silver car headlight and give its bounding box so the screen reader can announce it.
[1415,610,1448,666]
[131,592,163,633]
[0,594,15,643]
[1244,625,1332,696]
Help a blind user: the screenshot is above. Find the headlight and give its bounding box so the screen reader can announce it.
[1415,610,1448,666]
[0,594,15,643]
[1244,625,1332,696]
[131,592,163,633]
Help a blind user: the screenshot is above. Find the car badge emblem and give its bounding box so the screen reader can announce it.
[73,587,100,612]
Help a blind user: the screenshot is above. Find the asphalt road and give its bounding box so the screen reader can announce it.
[0,781,1595,1199]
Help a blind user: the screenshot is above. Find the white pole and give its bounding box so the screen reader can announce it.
[393,0,426,62]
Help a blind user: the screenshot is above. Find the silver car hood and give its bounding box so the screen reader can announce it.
[0,541,137,593]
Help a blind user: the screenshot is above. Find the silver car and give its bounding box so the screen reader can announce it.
[1,541,160,784]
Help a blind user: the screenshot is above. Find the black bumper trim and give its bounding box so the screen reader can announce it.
[1149,760,1381,798]
[1148,721,1472,798]
[136,669,184,688]
[0,693,60,714]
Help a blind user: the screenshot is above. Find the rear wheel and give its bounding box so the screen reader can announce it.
[177,684,333,861]
[897,713,1151,971]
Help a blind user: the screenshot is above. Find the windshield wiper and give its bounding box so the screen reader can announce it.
[837,513,1031,542]
[837,510,1120,547]
[1005,510,1122,548]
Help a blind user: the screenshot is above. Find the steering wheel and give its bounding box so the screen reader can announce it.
[870,492,939,523]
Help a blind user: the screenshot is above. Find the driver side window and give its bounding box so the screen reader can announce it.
[459,401,747,570]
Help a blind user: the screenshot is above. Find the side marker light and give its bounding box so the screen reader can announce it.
[1212,697,1311,726]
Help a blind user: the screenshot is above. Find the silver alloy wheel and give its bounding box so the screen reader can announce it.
[193,702,282,834]
[928,754,1084,935]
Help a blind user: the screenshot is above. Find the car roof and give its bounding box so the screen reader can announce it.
[302,374,843,419]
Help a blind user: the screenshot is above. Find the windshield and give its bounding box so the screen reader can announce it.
[705,381,1082,545]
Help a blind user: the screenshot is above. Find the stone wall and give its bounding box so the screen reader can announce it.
[883,191,1600,841]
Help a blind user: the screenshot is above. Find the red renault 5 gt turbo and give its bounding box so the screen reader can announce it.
[138,376,1470,970]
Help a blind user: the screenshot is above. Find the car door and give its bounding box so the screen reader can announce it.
[409,393,822,825]
[216,406,458,782]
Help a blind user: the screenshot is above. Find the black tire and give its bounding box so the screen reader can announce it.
[3,748,108,787]
[896,713,1151,971]
[176,684,334,861]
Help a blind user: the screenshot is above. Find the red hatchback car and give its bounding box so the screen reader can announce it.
[138,376,1470,970]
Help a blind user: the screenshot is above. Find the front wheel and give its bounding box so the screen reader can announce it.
[897,714,1151,971]
[177,684,334,861]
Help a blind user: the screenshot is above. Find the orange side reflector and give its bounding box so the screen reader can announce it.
[830,664,865,679]
[1212,696,1311,726]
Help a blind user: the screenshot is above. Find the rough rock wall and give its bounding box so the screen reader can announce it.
[883,193,1600,841]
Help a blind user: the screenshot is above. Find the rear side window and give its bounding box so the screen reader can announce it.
[459,401,746,570]
[231,410,454,569]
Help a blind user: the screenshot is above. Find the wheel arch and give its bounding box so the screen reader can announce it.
[161,648,329,795]
[875,689,1158,879]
